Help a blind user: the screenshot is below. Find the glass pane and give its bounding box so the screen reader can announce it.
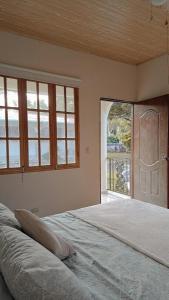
[66,87,74,112]
[0,140,7,168]
[41,140,50,165]
[7,78,18,107]
[9,140,20,168]
[28,140,39,166]
[28,111,38,138]
[39,83,49,110]
[27,81,37,109]
[67,140,76,163]
[8,109,19,138]
[0,109,6,137]
[40,112,49,138]
[0,77,5,106]
[57,140,66,164]
[56,113,65,138]
[67,114,75,138]
[56,86,65,111]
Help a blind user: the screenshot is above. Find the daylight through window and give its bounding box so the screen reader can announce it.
[0,75,79,174]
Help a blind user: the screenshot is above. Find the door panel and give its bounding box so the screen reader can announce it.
[133,98,168,208]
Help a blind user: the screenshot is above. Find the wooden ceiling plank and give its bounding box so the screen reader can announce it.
[0,0,167,64]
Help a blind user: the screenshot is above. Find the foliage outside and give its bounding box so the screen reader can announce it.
[107,102,131,152]
[107,103,131,195]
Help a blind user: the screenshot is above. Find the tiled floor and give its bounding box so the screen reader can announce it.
[101,191,130,204]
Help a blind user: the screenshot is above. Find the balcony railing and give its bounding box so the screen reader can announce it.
[107,157,131,196]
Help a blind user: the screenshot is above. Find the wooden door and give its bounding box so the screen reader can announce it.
[133,96,169,208]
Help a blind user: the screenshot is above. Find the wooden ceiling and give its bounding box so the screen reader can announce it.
[0,0,168,64]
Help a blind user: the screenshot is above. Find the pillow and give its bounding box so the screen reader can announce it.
[0,226,92,300]
[15,209,75,260]
[0,203,20,229]
[0,273,13,300]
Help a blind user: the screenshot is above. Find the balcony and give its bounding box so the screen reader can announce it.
[107,156,131,196]
[101,101,132,203]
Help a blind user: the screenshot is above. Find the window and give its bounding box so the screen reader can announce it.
[0,75,79,174]
[56,86,78,167]
[26,81,51,169]
[0,77,22,172]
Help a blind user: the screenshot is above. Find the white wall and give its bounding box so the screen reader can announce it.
[101,101,112,193]
[0,32,137,216]
[137,54,169,101]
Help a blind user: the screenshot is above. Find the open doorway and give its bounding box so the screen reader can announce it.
[101,100,132,204]
[101,96,169,208]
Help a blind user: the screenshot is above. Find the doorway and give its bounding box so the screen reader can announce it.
[101,100,132,203]
[100,96,169,208]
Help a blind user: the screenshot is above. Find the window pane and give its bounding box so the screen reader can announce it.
[57,140,66,164]
[67,140,76,163]
[40,112,49,138]
[0,77,5,106]
[8,109,19,138]
[39,83,49,110]
[0,140,7,168]
[41,140,50,165]
[56,86,65,111]
[9,140,20,168]
[0,109,6,137]
[28,140,39,166]
[67,114,75,138]
[56,113,65,138]
[28,111,38,138]
[7,78,18,107]
[27,81,37,109]
[66,87,74,112]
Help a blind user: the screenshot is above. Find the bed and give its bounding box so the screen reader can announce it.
[1,198,169,299]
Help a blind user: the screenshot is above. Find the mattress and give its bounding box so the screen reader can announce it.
[1,198,169,299]
[43,203,169,300]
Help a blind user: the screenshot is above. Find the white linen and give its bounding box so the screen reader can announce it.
[15,209,75,260]
[70,198,169,268]
[44,212,169,300]
[0,225,93,300]
[0,203,20,229]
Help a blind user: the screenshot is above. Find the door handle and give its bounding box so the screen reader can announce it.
[162,156,169,161]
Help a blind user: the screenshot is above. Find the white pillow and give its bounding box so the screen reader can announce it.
[15,209,75,260]
[0,203,20,229]
[0,226,92,300]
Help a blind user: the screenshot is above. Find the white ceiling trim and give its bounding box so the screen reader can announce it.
[0,63,81,87]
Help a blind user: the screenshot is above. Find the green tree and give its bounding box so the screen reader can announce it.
[107,136,119,143]
[108,103,131,121]
[107,103,131,152]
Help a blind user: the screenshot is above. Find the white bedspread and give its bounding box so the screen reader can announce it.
[70,198,169,268]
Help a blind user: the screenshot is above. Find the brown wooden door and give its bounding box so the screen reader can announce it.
[133,96,169,208]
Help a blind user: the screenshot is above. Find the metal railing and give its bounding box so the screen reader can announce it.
[107,157,131,196]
